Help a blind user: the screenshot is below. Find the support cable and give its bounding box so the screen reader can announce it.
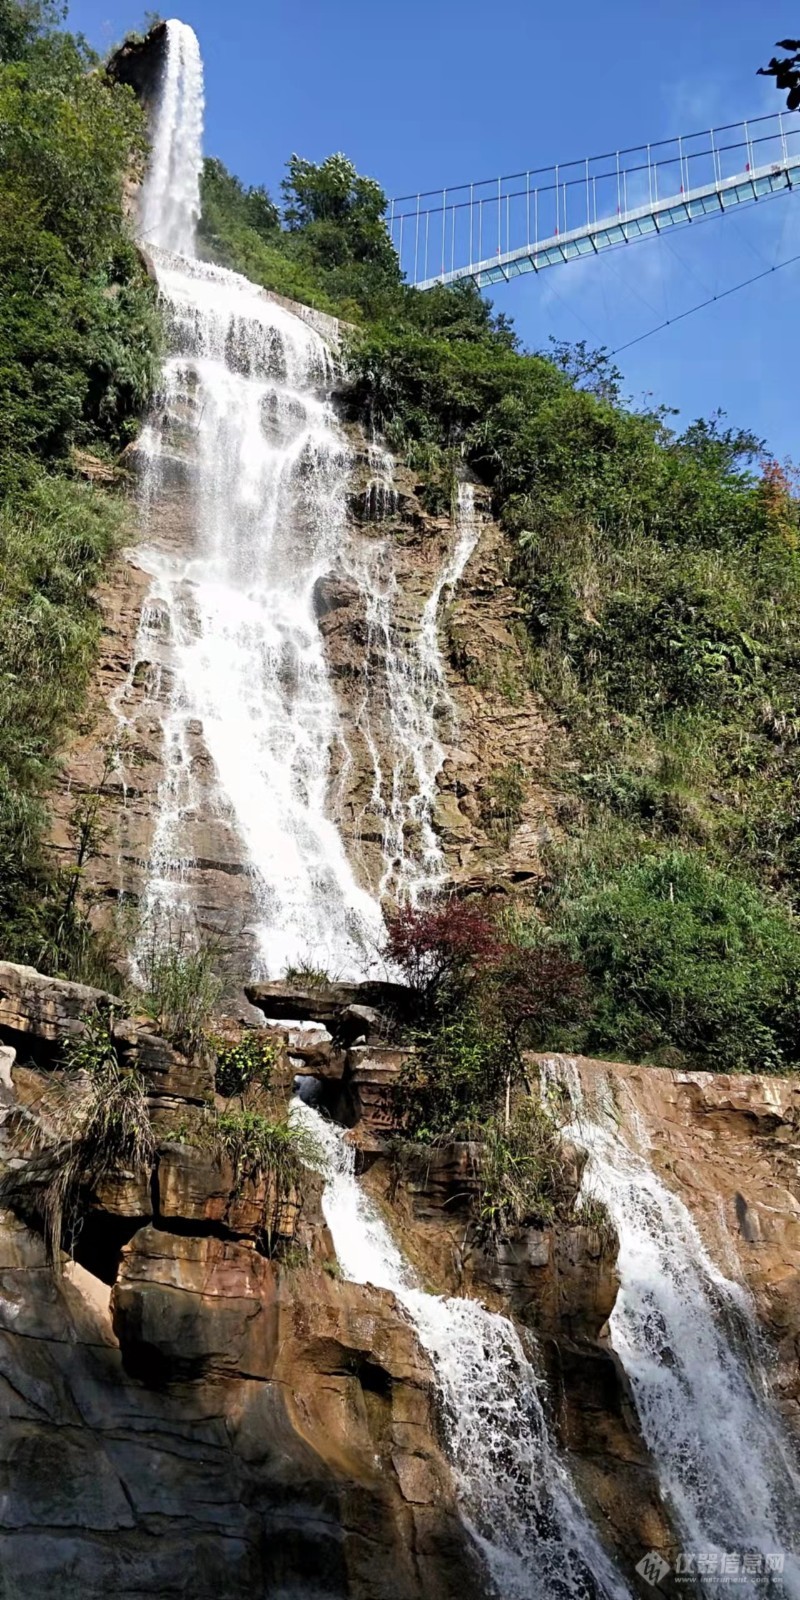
[609,250,800,355]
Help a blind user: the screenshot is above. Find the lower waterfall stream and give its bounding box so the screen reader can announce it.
[293,1102,630,1600]
[554,1067,800,1599]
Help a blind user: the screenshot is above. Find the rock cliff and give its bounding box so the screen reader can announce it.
[1,963,798,1595]
[50,407,558,983]
[0,962,482,1600]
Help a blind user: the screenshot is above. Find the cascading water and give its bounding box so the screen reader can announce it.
[139,19,204,256]
[554,1064,800,1596]
[124,19,482,973]
[345,480,480,901]
[293,1102,630,1600]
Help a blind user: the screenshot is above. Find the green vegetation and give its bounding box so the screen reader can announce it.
[385,900,586,1140]
[198,150,400,319]
[139,934,223,1052]
[475,1099,577,1236]
[208,1031,279,1100]
[554,849,800,1072]
[0,0,160,973]
[1,0,797,1084]
[282,960,334,990]
[0,1010,154,1265]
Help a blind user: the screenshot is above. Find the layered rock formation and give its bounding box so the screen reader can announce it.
[550,1053,800,1432]
[0,962,482,1600]
[1,963,799,1593]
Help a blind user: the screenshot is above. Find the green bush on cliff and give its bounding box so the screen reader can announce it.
[0,0,161,973]
[203,1109,318,1253]
[554,849,800,1072]
[0,8,160,481]
[0,1010,154,1265]
[198,150,403,318]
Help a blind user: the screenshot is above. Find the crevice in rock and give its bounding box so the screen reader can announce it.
[73,1211,146,1287]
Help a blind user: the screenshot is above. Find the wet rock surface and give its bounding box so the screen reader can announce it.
[1,963,799,1593]
[539,1052,800,1430]
[50,424,558,989]
[0,962,482,1599]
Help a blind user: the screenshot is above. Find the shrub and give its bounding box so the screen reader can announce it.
[205,1110,319,1252]
[208,1032,278,1101]
[384,897,503,1010]
[396,1005,508,1140]
[559,848,800,1071]
[488,942,588,1052]
[138,930,222,1053]
[475,1099,573,1237]
[0,1011,154,1265]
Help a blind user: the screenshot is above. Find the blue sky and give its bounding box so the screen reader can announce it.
[69,0,800,460]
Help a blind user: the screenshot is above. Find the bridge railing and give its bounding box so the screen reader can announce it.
[388,110,800,289]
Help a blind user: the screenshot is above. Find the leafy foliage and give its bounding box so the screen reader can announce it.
[0,0,161,971]
[387,896,588,1137]
[203,1109,319,1252]
[555,849,800,1072]
[139,931,222,1052]
[384,897,503,1012]
[197,149,401,318]
[475,1099,575,1236]
[208,1032,279,1100]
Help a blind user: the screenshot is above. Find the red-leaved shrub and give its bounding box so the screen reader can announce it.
[491,944,588,1049]
[384,898,504,1004]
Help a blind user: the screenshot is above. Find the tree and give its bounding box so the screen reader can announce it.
[758,40,800,110]
[281,152,397,273]
[383,897,504,1009]
[0,0,65,62]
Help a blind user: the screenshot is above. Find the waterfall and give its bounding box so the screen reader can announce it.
[139,19,204,257]
[345,481,480,902]
[132,254,386,975]
[293,1103,630,1600]
[556,1066,800,1596]
[127,19,482,974]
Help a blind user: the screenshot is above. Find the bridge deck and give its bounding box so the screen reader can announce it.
[417,157,800,290]
[389,111,800,291]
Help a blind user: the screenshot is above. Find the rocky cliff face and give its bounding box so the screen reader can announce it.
[50,386,557,981]
[551,1053,800,1432]
[1,964,799,1593]
[0,962,483,1600]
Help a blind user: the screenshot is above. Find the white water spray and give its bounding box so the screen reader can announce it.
[128,19,483,972]
[132,253,385,974]
[555,1065,800,1596]
[139,19,204,257]
[346,481,480,901]
[294,1103,629,1600]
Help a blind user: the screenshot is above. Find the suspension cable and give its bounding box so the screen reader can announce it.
[609,250,800,356]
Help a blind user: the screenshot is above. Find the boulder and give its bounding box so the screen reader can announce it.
[155,1142,300,1242]
[246,979,412,1037]
[347,1045,413,1134]
[113,1226,279,1382]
